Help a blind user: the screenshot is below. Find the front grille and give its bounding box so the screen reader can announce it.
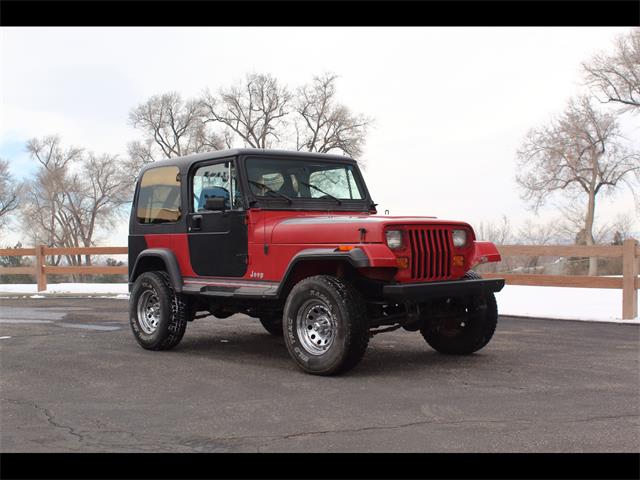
[407,227,452,281]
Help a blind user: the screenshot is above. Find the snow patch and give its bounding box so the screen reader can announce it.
[496,285,638,323]
[1,283,128,296]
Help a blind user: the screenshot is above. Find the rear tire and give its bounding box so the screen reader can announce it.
[259,314,283,336]
[283,275,369,376]
[420,270,497,355]
[129,271,189,351]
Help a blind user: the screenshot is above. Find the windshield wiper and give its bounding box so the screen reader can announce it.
[248,180,293,204]
[299,181,342,205]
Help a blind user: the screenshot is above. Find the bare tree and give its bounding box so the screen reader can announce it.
[23,136,83,250]
[516,96,640,275]
[22,136,131,270]
[474,215,513,244]
[201,73,292,149]
[294,73,372,160]
[555,202,612,245]
[517,218,565,245]
[608,213,634,243]
[130,73,374,164]
[583,28,640,112]
[0,159,22,229]
[472,215,513,274]
[26,135,83,170]
[64,152,130,265]
[125,138,157,175]
[22,167,76,267]
[516,218,570,273]
[128,92,222,168]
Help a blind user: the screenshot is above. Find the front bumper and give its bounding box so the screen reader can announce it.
[382,278,505,301]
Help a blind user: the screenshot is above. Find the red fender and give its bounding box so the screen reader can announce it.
[356,244,399,268]
[469,241,501,269]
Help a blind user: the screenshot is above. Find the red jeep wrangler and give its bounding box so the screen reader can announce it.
[128,149,504,375]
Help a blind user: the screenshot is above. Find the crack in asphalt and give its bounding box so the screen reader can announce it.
[569,414,639,423]
[5,398,161,452]
[183,412,640,450]
[5,399,215,452]
[7,399,85,444]
[175,417,518,449]
[4,397,638,452]
[4,397,515,452]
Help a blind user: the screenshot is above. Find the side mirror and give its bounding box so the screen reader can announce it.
[204,197,226,211]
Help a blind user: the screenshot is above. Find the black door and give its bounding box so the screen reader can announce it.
[187,159,248,277]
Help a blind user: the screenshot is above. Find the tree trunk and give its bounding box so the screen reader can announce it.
[584,191,598,276]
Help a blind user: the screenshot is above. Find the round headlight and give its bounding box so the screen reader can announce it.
[452,229,467,247]
[385,230,403,249]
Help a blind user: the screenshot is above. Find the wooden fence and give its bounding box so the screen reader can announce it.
[0,240,638,319]
[0,246,128,292]
[482,239,639,320]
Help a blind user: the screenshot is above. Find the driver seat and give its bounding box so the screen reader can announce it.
[278,174,298,198]
[198,187,230,210]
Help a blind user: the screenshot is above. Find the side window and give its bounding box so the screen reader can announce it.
[136,166,182,224]
[192,161,242,211]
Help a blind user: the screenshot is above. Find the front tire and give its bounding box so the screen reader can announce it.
[129,271,189,350]
[420,270,498,355]
[283,275,369,376]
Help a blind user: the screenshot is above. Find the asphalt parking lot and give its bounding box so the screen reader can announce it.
[1,297,638,452]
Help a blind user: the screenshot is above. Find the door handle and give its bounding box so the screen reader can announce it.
[191,214,203,231]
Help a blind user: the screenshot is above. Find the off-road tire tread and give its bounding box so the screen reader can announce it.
[465,270,482,280]
[131,271,189,351]
[285,275,369,375]
[322,275,370,374]
[156,271,189,350]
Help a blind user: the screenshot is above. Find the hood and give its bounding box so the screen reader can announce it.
[269,214,472,244]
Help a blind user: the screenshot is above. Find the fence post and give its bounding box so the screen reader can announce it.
[36,244,47,292]
[622,238,638,320]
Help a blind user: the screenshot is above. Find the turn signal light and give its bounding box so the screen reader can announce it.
[453,255,465,267]
[336,245,355,252]
[397,257,410,269]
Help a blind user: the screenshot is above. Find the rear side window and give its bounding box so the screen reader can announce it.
[136,166,182,224]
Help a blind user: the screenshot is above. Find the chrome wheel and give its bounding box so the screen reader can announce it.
[296,299,337,355]
[137,289,161,334]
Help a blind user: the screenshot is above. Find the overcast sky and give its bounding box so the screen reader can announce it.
[1,27,638,245]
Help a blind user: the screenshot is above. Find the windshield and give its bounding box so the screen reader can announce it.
[246,158,364,201]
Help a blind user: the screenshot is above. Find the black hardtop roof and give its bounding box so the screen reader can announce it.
[137,148,356,174]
